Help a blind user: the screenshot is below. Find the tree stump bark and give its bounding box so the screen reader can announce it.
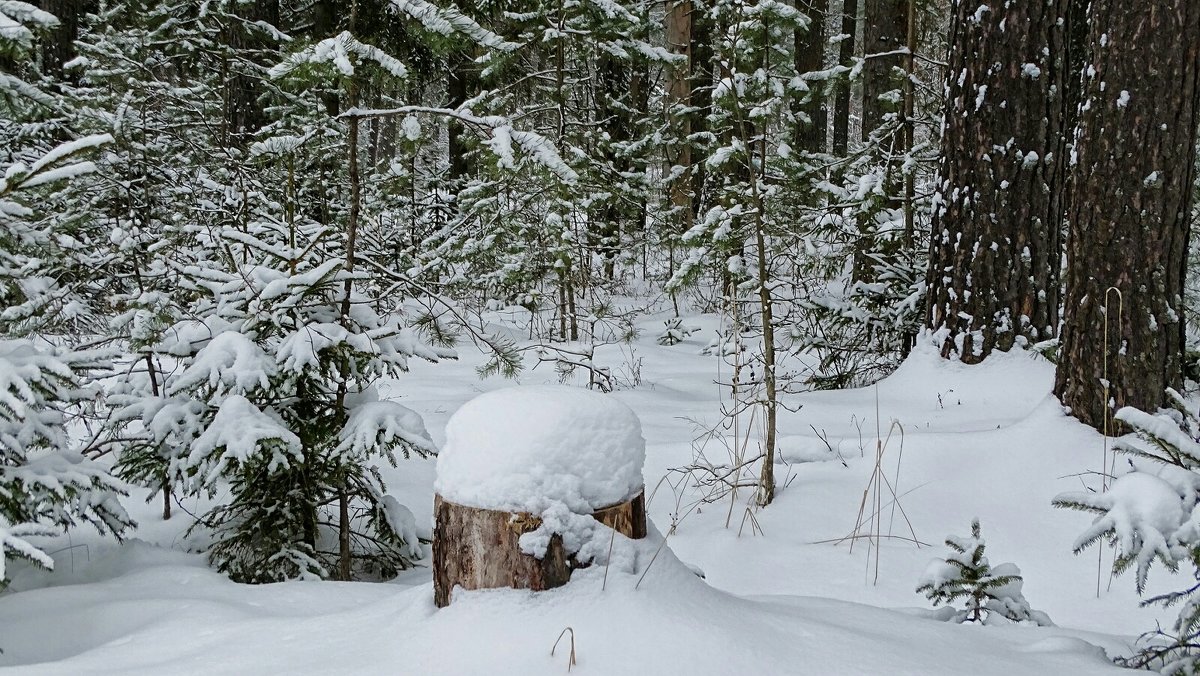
[433,489,647,608]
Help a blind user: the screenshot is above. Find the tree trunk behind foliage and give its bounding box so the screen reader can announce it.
[223,0,279,147]
[447,48,476,184]
[793,0,826,153]
[595,52,631,278]
[862,0,908,141]
[1054,0,1200,431]
[926,0,1069,363]
[665,1,693,232]
[313,0,341,116]
[688,6,714,227]
[832,0,857,155]
[37,0,90,80]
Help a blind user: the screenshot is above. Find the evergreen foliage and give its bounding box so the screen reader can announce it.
[1055,391,1200,672]
[0,2,133,587]
[916,519,1051,626]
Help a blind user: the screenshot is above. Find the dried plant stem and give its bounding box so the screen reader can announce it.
[551,627,577,672]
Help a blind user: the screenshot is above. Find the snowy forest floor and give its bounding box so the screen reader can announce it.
[0,304,1176,674]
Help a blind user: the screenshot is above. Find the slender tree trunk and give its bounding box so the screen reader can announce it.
[754,210,777,506]
[338,487,351,581]
[1054,0,1200,431]
[926,0,1069,363]
[901,0,916,247]
[334,6,362,577]
[832,0,858,155]
[793,0,827,153]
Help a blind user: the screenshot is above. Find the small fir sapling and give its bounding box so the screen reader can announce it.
[1054,389,1200,672]
[916,519,1052,626]
[657,317,699,346]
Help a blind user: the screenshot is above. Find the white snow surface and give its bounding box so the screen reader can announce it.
[435,385,645,513]
[0,309,1176,675]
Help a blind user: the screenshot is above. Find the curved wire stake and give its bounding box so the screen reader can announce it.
[551,627,577,672]
[1098,285,1123,598]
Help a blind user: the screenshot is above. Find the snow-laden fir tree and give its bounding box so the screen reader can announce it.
[0,1,133,586]
[1055,390,1200,672]
[916,519,1052,626]
[152,26,456,583]
[58,0,314,527]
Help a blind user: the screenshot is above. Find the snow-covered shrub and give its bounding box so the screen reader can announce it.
[916,519,1052,626]
[0,9,133,586]
[1055,389,1200,672]
[0,340,133,587]
[657,317,698,346]
[164,252,445,583]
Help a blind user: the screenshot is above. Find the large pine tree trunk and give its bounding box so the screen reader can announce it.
[793,0,826,153]
[861,0,908,141]
[925,0,1069,363]
[1054,1,1200,430]
[595,52,632,278]
[222,0,279,147]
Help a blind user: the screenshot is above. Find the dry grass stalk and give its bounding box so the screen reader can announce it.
[551,627,577,672]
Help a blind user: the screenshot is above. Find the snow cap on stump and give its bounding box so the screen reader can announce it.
[435,385,646,514]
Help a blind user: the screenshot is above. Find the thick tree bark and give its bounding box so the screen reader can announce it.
[862,0,908,141]
[832,0,857,155]
[793,0,826,153]
[925,0,1069,363]
[1054,1,1200,431]
[433,491,646,608]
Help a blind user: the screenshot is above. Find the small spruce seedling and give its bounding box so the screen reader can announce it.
[916,519,1051,625]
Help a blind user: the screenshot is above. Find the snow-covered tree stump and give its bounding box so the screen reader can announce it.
[433,386,647,608]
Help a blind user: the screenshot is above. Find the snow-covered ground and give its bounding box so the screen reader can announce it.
[0,310,1175,674]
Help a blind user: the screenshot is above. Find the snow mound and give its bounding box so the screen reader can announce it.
[0,530,1124,676]
[435,386,645,513]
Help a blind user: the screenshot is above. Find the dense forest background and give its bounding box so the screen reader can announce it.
[3,0,1199,611]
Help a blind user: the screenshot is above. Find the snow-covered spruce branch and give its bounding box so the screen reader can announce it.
[340,106,579,184]
[1055,392,1200,670]
[388,0,518,51]
[0,133,112,198]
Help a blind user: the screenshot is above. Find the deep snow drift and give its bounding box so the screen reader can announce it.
[0,314,1170,674]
